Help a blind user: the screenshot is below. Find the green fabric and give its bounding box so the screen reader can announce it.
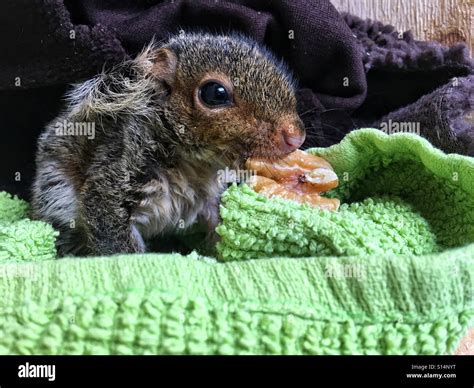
[0,128,473,355]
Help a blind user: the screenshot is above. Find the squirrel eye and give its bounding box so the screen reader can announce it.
[198,81,232,108]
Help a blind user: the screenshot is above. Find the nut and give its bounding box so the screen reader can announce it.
[245,149,340,211]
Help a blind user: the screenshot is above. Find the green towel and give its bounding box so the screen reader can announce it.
[0,128,473,355]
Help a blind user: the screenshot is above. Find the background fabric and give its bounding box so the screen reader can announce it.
[0,0,472,199]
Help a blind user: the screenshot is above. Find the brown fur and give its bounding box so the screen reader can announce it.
[31,32,305,256]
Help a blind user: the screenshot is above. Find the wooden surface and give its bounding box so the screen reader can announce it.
[455,328,474,355]
[331,0,473,54]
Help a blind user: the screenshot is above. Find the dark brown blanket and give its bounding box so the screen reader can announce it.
[0,0,472,198]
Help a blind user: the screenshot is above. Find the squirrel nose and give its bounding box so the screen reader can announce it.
[278,121,306,153]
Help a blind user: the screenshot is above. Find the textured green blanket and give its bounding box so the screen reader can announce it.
[0,129,473,354]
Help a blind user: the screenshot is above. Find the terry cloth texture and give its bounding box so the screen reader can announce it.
[217,129,474,261]
[342,14,474,156]
[0,0,472,198]
[0,129,473,355]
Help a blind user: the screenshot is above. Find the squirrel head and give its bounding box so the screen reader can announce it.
[68,33,305,166]
[139,32,305,163]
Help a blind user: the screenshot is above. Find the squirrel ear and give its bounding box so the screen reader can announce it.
[149,48,177,87]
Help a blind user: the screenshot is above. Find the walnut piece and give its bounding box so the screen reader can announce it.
[245,149,340,211]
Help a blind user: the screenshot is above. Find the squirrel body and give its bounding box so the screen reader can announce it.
[31,33,305,256]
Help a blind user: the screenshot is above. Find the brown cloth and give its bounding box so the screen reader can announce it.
[0,0,472,198]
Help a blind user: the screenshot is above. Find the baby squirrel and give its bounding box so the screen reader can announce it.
[31,32,306,256]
